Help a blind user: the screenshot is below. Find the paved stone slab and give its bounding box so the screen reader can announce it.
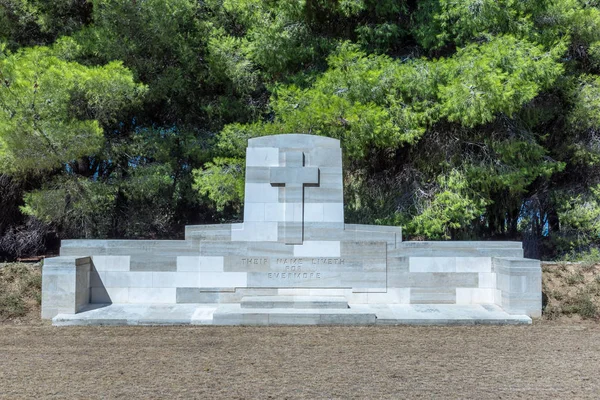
[212,304,376,326]
[240,295,349,309]
[52,304,217,326]
[51,303,530,326]
[364,304,531,325]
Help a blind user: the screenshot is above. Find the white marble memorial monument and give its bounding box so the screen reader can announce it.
[42,134,541,325]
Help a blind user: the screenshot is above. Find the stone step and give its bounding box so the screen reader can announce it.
[352,304,531,326]
[51,303,530,326]
[213,304,375,326]
[240,295,349,309]
[388,248,524,257]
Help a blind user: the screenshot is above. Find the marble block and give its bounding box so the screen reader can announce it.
[42,134,542,324]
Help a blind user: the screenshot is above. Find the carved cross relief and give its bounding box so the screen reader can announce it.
[270,151,319,244]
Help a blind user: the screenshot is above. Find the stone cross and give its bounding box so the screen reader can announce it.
[233,134,344,244]
[270,151,319,244]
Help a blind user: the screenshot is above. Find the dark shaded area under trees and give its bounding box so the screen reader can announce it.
[1,0,600,261]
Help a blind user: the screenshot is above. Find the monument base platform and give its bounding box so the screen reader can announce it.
[52,303,531,326]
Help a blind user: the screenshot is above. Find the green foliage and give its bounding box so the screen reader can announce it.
[589,41,600,70]
[211,0,411,83]
[71,0,221,127]
[414,0,539,50]
[414,0,600,51]
[0,0,91,49]
[228,0,320,78]
[0,0,599,260]
[192,157,245,214]
[206,31,259,96]
[467,139,564,196]
[569,75,600,131]
[211,36,562,160]
[436,36,564,126]
[553,186,600,252]
[20,175,117,238]
[562,247,600,264]
[408,170,488,239]
[556,0,600,45]
[267,43,439,157]
[20,124,211,239]
[205,36,566,238]
[215,122,277,159]
[0,45,145,174]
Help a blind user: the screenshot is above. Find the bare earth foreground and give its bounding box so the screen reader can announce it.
[1,323,599,399]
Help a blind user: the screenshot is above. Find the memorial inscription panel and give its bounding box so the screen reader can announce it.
[221,239,387,290]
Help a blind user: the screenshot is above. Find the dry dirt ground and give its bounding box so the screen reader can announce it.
[1,322,599,399]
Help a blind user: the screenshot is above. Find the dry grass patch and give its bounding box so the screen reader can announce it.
[542,262,600,321]
[0,262,42,323]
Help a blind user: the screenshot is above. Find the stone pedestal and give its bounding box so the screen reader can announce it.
[41,257,91,319]
[494,258,542,317]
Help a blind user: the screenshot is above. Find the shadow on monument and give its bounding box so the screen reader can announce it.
[88,260,112,310]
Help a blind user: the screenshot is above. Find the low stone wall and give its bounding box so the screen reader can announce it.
[41,249,542,319]
[386,256,494,305]
[41,257,90,319]
[494,257,542,317]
